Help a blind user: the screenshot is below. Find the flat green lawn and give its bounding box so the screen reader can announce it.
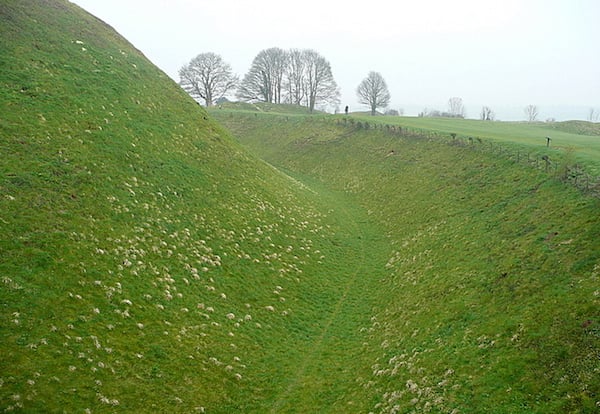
[343,114,600,175]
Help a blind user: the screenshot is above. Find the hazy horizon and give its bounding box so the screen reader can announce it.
[71,0,599,121]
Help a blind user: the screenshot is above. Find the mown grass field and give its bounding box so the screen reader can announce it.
[342,113,600,176]
[1,0,599,412]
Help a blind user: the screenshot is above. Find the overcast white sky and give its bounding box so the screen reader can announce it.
[71,0,599,120]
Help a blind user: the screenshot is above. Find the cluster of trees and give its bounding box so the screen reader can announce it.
[179,49,395,115]
[179,48,340,113]
[237,48,341,113]
[523,105,600,123]
[418,97,466,119]
[179,50,598,122]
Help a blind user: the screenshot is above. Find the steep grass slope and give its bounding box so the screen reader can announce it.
[213,111,600,413]
[0,1,390,412]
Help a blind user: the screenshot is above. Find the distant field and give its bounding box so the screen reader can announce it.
[345,114,600,175]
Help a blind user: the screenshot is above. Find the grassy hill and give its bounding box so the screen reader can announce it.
[1,1,598,413]
[550,120,600,137]
[0,1,383,412]
[212,111,600,413]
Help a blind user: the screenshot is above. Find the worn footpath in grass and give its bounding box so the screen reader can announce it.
[264,173,391,413]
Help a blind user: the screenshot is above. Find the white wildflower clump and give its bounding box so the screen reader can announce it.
[406,379,418,392]
[371,346,457,413]
[98,393,119,406]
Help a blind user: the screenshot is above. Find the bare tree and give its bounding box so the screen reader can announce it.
[269,48,288,104]
[238,47,339,111]
[302,49,340,113]
[237,47,288,103]
[480,106,495,121]
[448,97,465,118]
[285,49,306,105]
[178,52,237,106]
[588,108,599,122]
[524,104,539,122]
[356,71,391,116]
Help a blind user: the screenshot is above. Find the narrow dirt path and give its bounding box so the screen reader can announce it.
[268,175,390,413]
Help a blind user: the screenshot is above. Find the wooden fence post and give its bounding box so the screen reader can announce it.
[586,174,590,192]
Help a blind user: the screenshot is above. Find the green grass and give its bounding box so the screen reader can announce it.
[2,1,599,412]
[213,111,600,413]
[216,101,321,115]
[338,114,600,175]
[0,1,383,412]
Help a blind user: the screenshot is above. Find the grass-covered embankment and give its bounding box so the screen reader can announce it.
[213,111,600,413]
[1,1,387,412]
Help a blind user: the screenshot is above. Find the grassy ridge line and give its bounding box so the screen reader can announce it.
[213,111,600,413]
[217,101,320,115]
[214,108,600,174]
